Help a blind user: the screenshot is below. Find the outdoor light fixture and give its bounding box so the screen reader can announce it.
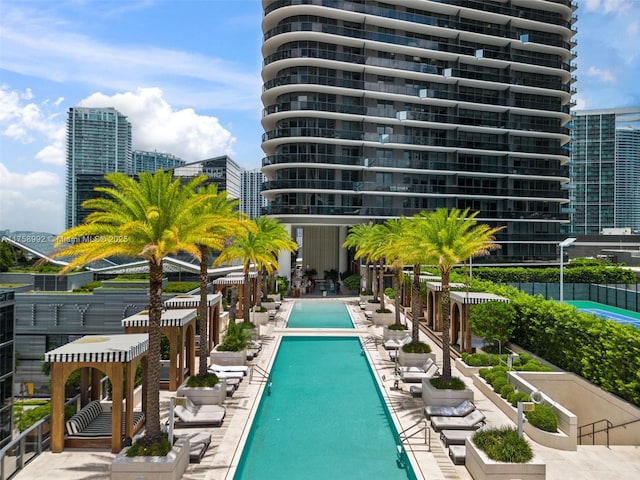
[559,238,576,302]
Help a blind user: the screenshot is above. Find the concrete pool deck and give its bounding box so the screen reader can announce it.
[14,297,640,480]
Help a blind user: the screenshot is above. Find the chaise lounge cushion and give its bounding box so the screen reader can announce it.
[65,400,145,437]
[424,400,475,419]
[174,397,226,427]
[430,410,486,432]
[400,363,439,383]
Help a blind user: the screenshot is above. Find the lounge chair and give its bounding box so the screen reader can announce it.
[209,369,244,380]
[400,363,439,383]
[430,410,485,432]
[397,358,434,374]
[208,363,249,374]
[440,429,476,447]
[424,400,475,419]
[448,445,466,465]
[383,336,410,351]
[174,397,226,427]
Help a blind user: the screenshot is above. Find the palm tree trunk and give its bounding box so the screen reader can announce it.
[145,259,163,445]
[198,245,209,376]
[411,264,421,343]
[393,267,401,326]
[441,271,452,379]
[243,267,251,322]
[229,286,238,323]
[378,259,385,311]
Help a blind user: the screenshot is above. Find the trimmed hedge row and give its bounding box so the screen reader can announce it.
[474,280,640,407]
[471,266,636,285]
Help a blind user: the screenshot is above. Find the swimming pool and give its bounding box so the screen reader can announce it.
[287,300,354,328]
[233,337,415,480]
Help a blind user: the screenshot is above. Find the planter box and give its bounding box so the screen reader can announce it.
[210,348,246,366]
[372,311,395,326]
[422,376,474,407]
[465,438,546,480]
[252,311,269,325]
[111,437,190,480]
[359,294,373,303]
[456,358,482,378]
[398,349,436,369]
[177,379,226,405]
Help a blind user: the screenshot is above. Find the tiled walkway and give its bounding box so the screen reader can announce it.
[14,297,640,480]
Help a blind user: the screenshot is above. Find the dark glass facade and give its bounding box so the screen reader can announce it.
[0,290,15,448]
[261,0,576,263]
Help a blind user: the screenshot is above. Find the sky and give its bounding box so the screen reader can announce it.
[1,0,639,235]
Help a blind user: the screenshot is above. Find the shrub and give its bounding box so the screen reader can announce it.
[388,323,408,331]
[126,432,172,457]
[500,383,515,399]
[217,321,251,352]
[509,391,530,407]
[401,342,431,354]
[430,376,467,390]
[341,275,361,292]
[492,377,508,393]
[384,287,395,299]
[376,308,392,313]
[526,404,558,432]
[186,373,219,388]
[473,427,533,463]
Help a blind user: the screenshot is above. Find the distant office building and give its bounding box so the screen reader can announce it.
[174,155,242,199]
[65,107,132,228]
[132,150,185,175]
[571,107,640,234]
[261,0,576,277]
[0,289,15,448]
[241,169,267,219]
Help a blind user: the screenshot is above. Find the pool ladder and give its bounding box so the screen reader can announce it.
[396,420,430,468]
[250,365,272,394]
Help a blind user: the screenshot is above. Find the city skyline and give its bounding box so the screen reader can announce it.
[1,0,640,234]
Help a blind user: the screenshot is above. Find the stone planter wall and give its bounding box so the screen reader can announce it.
[372,311,395,326]
[210,349,246,366]
[398,349,436,369]
[177,379,226,405]
[111,437,190,480]
[422,377,474,407]
[455,358,482,378]
[472,373,576,451]
[252,311,269,325]
[465,438,546,480]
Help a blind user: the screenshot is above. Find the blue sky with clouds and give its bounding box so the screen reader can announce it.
[1,0,639,234]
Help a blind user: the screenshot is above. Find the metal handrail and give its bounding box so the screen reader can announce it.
[578,417,640,447]
[0,395,80,480]
[398,419,430,450]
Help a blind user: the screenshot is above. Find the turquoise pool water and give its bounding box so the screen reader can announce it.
[233,336,415,480]
[287,300,354,328]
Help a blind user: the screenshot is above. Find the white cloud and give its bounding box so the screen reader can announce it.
[584,66,615,83]
[79,88,236,161]
[0,4,262,112]
[0,163,63,233]
[583,0,633,14]
[0,86,66,164]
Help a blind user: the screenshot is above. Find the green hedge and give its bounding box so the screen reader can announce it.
[470,265,636,285]
[473,279,640,407]
[526,404,558,432]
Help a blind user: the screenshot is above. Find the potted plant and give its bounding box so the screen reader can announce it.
[210,321,251,366]
[422,375,474,408]
[398,341,434,368]
[341,274,361,294]
[111,433,190,480]
[372,306,395,325]
[465,427,545,480]
[177,372,226,406]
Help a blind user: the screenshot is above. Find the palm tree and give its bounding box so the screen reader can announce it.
[375,218,406,327]
[343,222,378,297]
[412,208,502,379]
[214,216,297,322]
[51,170,219,447]
[193,185,250,376]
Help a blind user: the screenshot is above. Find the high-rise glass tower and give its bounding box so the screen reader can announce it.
[65,107,132,228]
[571,107,640,234]
[132,150,185,175]
[0,290,15,448]
[261,0,576,275]
[241,169,267,219]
